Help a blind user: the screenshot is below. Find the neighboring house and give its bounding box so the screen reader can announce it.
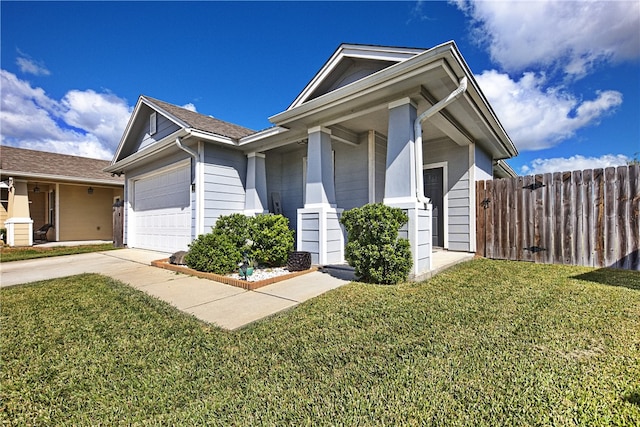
[1,146,124,246]
[106,41,517,279]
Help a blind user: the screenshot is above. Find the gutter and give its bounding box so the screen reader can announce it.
[175,136,198,159]
[414,76,468,205]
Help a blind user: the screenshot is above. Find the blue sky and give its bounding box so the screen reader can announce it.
[1,1,639,174]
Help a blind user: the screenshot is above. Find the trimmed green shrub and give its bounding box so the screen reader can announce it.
[340,203,412,284]
[184,230,242,274]
[185,213,294,274]
[251,214,294,267]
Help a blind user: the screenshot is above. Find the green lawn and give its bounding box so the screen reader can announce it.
[1,259,639,425]
[0,243,118,262]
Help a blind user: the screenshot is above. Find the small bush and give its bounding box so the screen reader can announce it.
[185,213,294,274]
[340,203,412,284]
[184,230,241,274]
[251,214,294,267]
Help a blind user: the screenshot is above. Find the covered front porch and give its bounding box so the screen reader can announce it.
[236,43,515,279]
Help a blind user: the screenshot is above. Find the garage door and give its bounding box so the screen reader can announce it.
[132,165,192,253]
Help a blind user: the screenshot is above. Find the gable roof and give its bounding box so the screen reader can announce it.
[288,43,426,109]
[0,146,123,185]
[142,96,255,140]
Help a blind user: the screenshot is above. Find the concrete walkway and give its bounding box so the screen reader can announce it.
[0,249,353,330]
[1,247,473,330]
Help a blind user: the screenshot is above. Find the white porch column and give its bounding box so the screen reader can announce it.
[244,152,268,215]
[297,126,344,265]
[383,98,432,279]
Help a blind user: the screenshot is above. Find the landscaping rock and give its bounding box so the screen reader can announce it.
[169,250,188,265]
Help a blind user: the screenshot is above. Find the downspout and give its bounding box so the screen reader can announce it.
[175,136,200,235]
[414,76,468,205]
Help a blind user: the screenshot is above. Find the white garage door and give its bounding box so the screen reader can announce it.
[132,165,192,253]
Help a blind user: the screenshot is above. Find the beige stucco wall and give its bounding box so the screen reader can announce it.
[59,184,123,241]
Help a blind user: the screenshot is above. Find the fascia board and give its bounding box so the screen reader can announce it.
[288,49,346,109]
[104,129,189,173]
[444,45,518,158]
[239,129,308,154]
[141,96,190,129]
[0,170,123,186]
[111,97,144,164]
[111,96,192,166]
[272,42,456,126]
[271,58,448,127]
[288,44,425,110]
[238,126,290,146]
[186,129,236,146]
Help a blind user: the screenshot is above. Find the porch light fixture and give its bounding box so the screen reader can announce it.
[87,187,94,195]
[33,183,40,193]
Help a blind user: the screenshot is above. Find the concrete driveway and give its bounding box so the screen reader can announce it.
[0,249,353,330]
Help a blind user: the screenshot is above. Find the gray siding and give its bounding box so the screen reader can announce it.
[423,139,471,252]
[333,141,368,211]
[265,148,305,238]
[202,144,247,231]
[416,208,431,273]
[326,211,344,264]
[475,144,493,182]
[136,111,181,152]
[375,133,387,203]
[300,211,320,264]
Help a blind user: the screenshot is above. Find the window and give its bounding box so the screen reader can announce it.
[0,188,8,211]
[149,111,157,135]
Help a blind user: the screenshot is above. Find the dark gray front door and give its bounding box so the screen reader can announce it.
[424,167,444,247]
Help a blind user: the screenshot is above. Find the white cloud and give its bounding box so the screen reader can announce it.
[0,70,131,160]
[476,70,622,151]
[181,103,197,112]
[521,154,631,175]
[453,0,640,78]
[16,52,51,76]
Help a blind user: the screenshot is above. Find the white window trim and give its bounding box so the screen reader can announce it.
[149,111,157,135]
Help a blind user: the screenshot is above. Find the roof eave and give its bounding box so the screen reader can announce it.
[104,129,189,173]
[270,41,456,126]
[0,170,123,186]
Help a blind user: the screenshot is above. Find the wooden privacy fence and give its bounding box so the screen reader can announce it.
[476,165,639,270]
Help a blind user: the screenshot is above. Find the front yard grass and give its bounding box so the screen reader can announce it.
[0,243,117,262]
[1,259,638,425]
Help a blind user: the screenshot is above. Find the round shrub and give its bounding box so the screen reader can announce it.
[251,214,294,267]
[184,229,242,274]
[185,213,295,274]
[340,203,412,284]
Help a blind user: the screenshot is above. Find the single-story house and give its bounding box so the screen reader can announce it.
[1,146,124,246]
[105,41,518,279]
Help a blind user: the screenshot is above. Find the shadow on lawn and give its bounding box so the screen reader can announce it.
[623,391,640,407]
[573,268,640,291]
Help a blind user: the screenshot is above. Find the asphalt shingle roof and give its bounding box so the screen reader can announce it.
[143,96,256,140]
[0,146,123,184]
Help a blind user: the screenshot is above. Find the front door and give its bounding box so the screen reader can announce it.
[424,167,444,247]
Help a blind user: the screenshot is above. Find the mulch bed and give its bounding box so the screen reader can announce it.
[150,259,317,291]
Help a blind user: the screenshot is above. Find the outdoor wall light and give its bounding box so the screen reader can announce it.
[33,183,40,193]
[87,187,94,195]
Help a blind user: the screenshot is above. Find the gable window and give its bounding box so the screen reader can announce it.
[149,111,157,135]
